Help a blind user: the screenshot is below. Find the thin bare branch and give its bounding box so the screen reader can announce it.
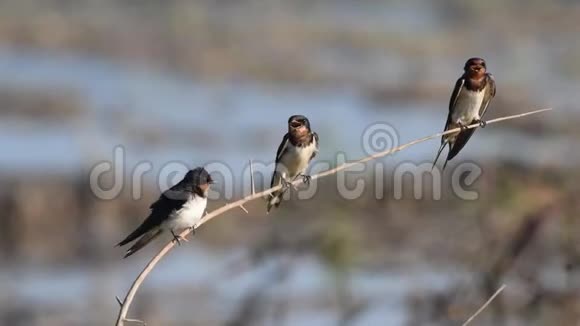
[124,318,147,325]
[462,284,506,326]
[250,160,255,195]
[115,108,551,325]
[239,204,249,214]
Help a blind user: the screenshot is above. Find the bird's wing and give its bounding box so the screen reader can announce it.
[449,77,465,115]
[275,133,290,163]
[310,132,319,161]
[116,193,186,247]
[443,77,468,160]
[478,73,496,118]
[270,133,290,188]
[447,128,474,161]
[442,77,465,135]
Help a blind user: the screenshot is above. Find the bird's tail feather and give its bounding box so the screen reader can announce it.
[442,156,450,171]
[266,171,286,213]
[432,140,448,171]
[116,223,148,247]
[123,229,163,258]
[266,191,283,213]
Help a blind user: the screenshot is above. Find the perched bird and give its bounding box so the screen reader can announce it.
[267,115,319,213]
[117,167,213,258]
[433,57,496,170]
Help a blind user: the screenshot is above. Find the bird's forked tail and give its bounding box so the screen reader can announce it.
[432,139,449,171]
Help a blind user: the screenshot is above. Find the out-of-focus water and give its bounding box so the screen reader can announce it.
[1,245,467,325]
[0,48,575,179]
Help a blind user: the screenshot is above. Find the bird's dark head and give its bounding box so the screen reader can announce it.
[464,57,487,78]
[184,167,213,197]
[288,115,311,139]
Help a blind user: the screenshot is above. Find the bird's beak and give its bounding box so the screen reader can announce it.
[290,120,303,129]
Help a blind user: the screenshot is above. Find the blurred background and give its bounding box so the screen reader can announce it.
[1,0,579,325]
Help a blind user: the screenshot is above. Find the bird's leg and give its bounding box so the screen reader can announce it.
[298,173,312,185]
[457,121,468,132]
[477,119,487,128]
[280,177,293,191]
[171,230,189,245]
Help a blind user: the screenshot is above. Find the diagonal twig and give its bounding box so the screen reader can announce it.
[123,318,146,325]
[462,284,506,326]
[250,160,256,195]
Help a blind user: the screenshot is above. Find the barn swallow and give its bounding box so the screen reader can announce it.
[116,167,213,258]
[433,57,496,170]
[267,115,319,213]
